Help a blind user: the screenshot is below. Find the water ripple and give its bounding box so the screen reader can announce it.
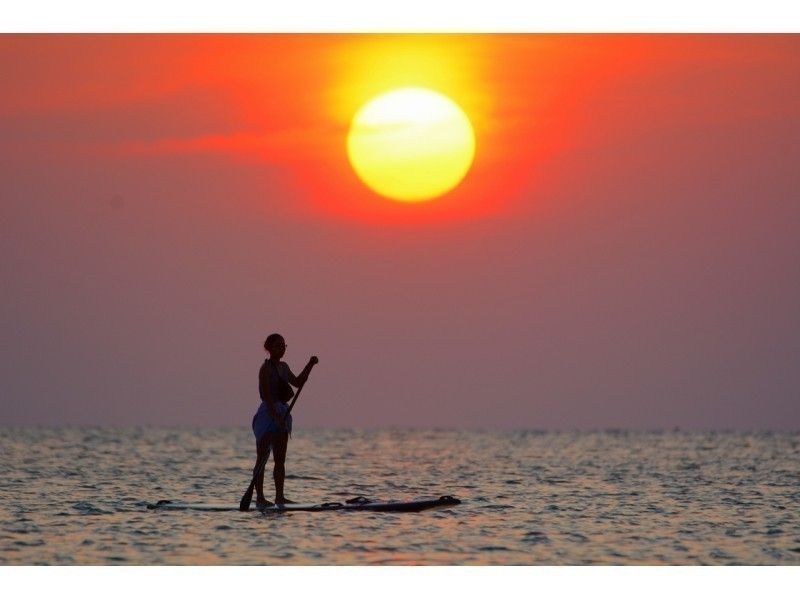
[0,428,798,564]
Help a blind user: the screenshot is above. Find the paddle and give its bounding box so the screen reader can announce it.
[286,357,318,416]
[238,451,268,512]
[239,357,318,512]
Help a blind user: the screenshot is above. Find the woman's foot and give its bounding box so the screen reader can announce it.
[256,497,274,509]
[275,497,296,505]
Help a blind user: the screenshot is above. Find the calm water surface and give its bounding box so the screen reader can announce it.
[1,428,798,565]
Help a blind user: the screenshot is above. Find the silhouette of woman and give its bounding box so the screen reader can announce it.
[251,333,317,508]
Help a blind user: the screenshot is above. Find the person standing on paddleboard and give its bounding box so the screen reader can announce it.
[251,333,318,508]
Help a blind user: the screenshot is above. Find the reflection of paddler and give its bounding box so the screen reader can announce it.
[250,333,318,509]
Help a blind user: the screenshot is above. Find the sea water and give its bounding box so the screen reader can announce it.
[0,428,798,565]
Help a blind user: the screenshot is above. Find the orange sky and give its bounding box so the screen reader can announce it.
[3,35,797,224]
[1,35,799,428]
[0,36,668,220]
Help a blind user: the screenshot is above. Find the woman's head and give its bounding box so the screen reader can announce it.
[264,333,286,358]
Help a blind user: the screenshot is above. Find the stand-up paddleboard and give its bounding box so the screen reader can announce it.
[147,495,460,513]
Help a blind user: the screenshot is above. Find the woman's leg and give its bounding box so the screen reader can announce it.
[254,434,272,504]
[271,431,291,503]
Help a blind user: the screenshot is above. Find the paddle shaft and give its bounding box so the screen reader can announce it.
[239,452,269,511]
[286,361,316,416]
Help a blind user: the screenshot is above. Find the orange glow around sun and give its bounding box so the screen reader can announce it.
[279,35,606,226]
[99,35,626,226]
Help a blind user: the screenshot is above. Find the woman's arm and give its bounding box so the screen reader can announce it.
[287,358,316,388]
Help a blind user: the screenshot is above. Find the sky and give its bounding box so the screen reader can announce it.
[1,35,799,429]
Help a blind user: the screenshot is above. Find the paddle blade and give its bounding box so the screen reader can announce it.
[239,481,255,511]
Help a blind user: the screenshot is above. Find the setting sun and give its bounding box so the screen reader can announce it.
[346,87,476,203]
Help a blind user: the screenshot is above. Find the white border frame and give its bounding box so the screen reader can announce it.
[2,0,800,32]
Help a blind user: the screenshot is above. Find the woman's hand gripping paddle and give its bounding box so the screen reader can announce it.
[239,356,318,512]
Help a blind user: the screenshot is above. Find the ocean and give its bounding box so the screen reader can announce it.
[1,428,798,565]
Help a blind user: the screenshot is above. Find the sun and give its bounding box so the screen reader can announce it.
[346,88,476,203]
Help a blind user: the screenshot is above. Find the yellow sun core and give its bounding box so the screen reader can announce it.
[347,88,476,203]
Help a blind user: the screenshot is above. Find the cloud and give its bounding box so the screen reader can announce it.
[117,130,313,163]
